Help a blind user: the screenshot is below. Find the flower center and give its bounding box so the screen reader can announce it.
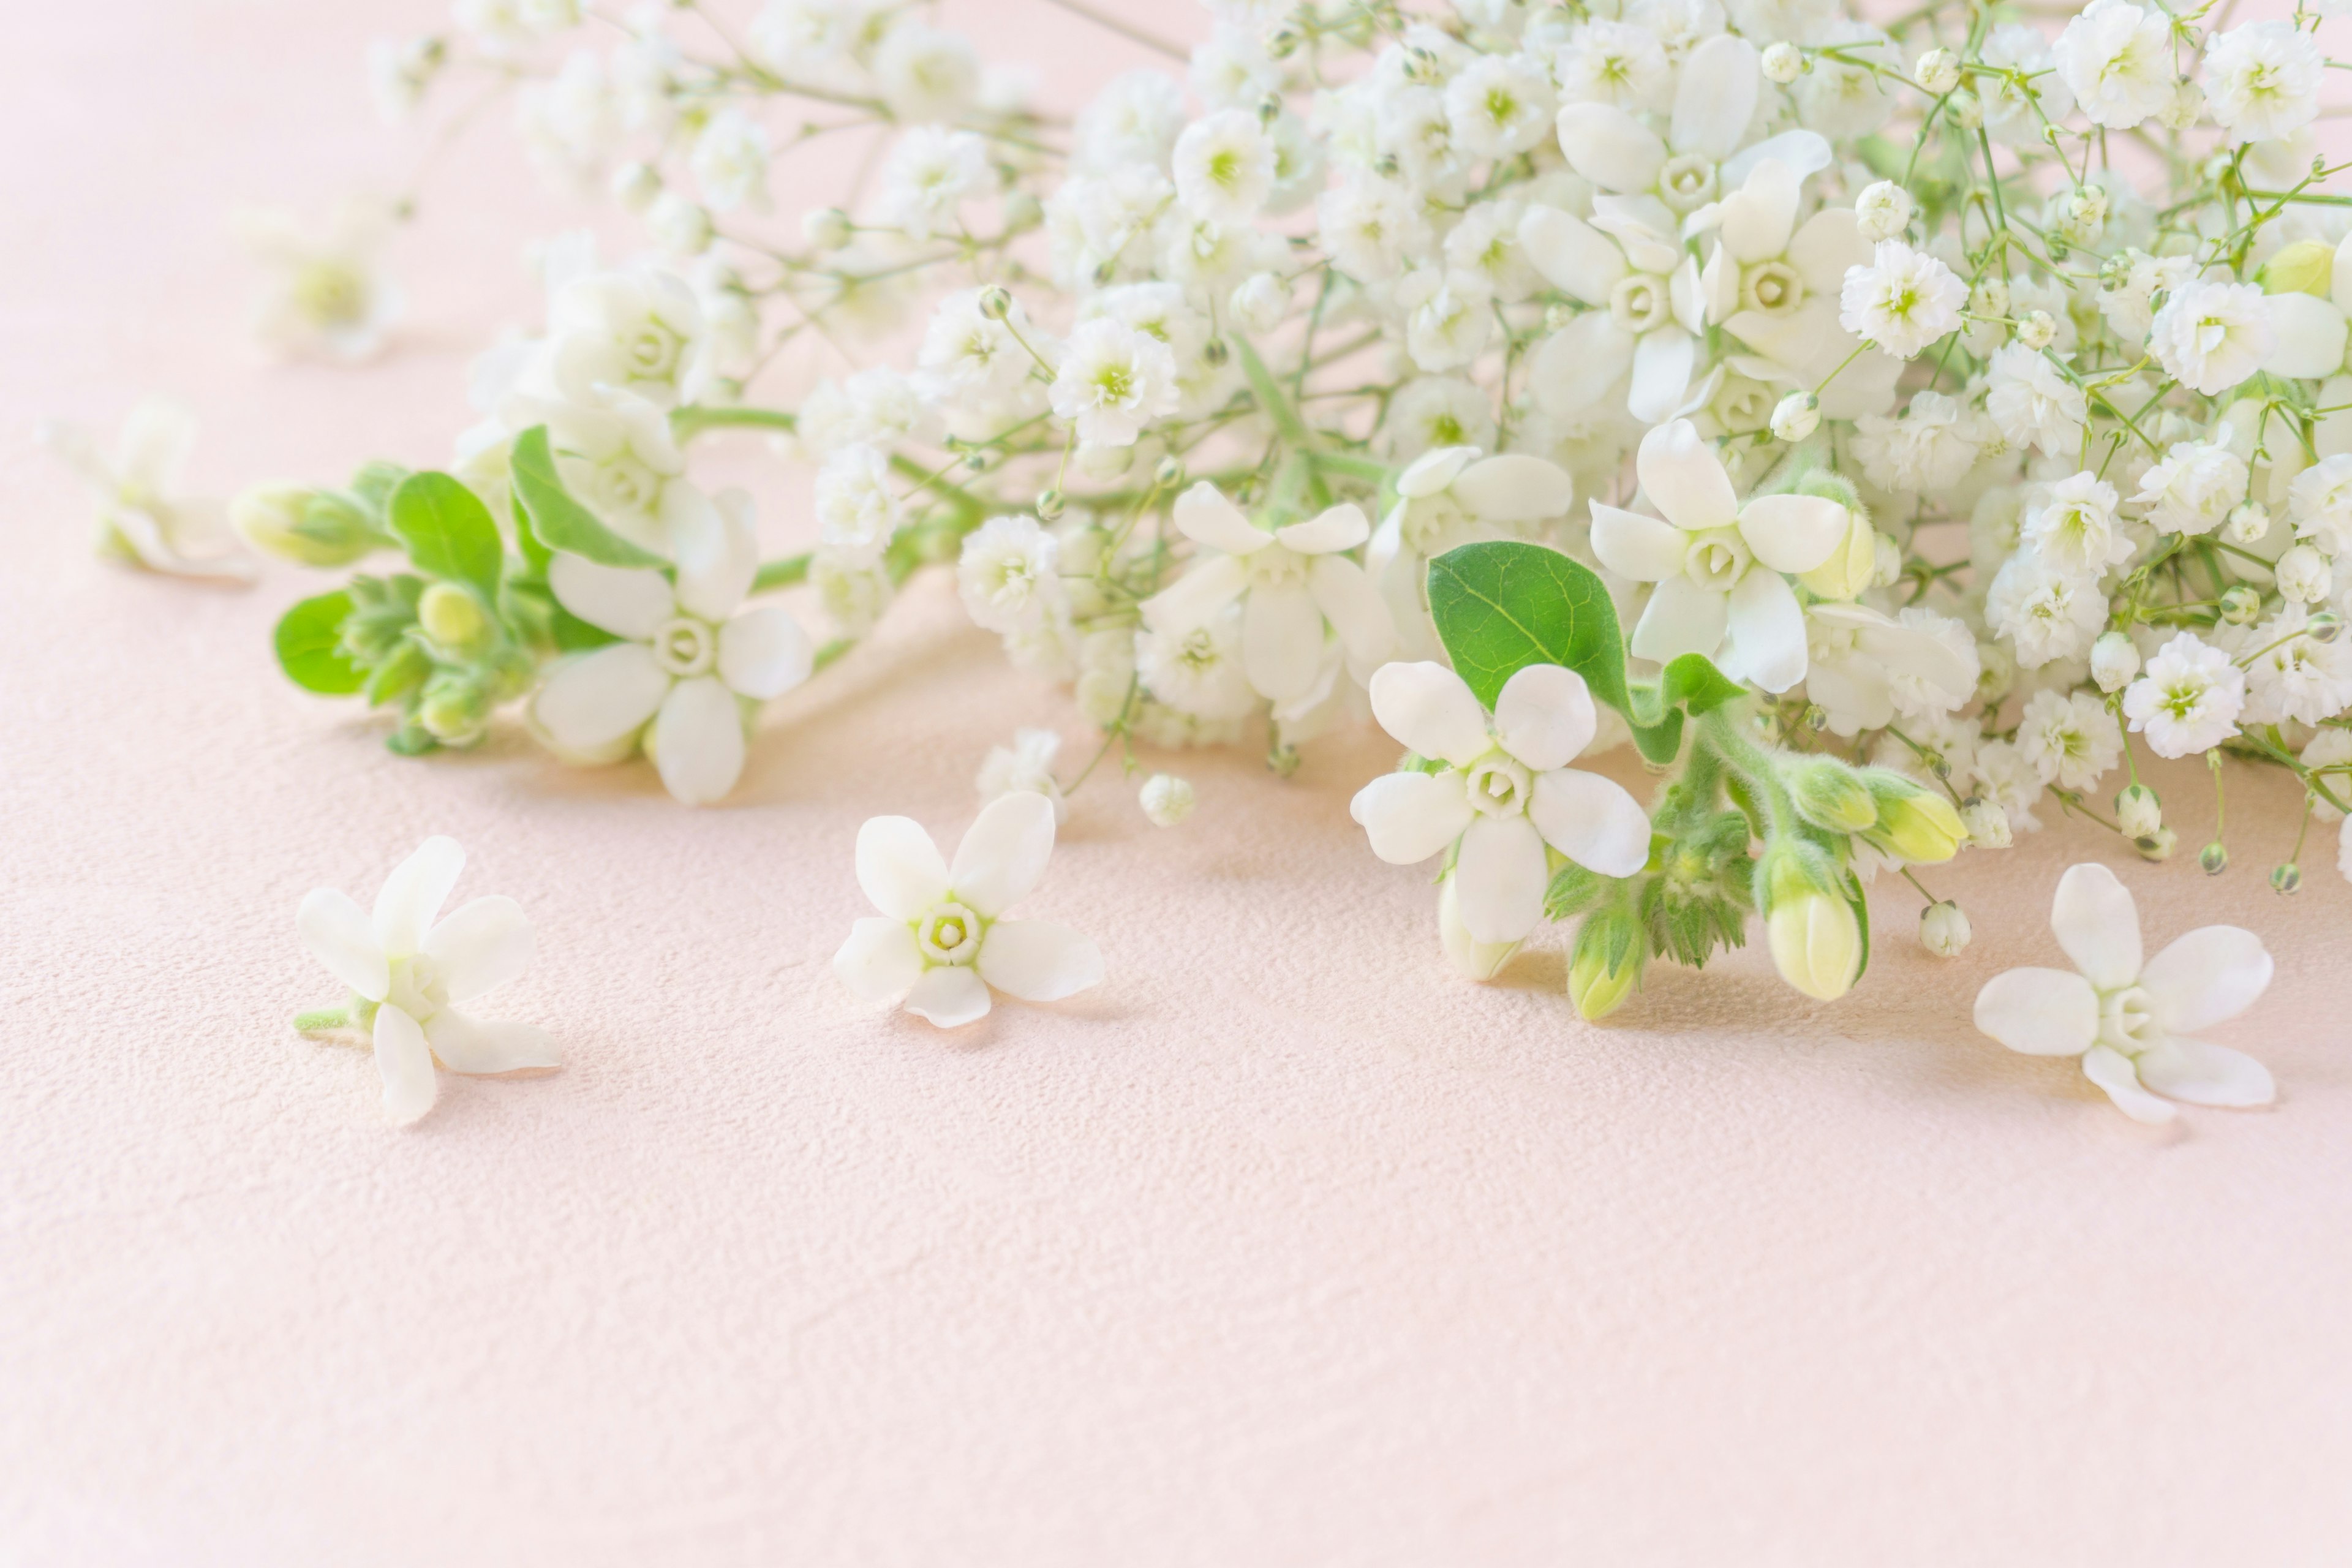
[1248,543,1308,590]
[1091,363,1136,405]
[916,900,986,965]
[590,456,658,514]
[1461,751,1531,818]
[293,262,367,326]
[2097,984,2159,1056]
[627,326,681,377]
[1656,153,1717,212]
[1740,261,1804,316]
[384,954,451,1023]
[652,616,716,677]
[1684,526,1751,593]
[1610,274,1670,334]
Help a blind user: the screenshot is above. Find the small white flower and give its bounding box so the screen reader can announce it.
[1984,343,2088,456]
[879,126,995,240]
[1986,548,2109,669]
[1920,900,1970,957]
[1172,109,1278,224]
[1048,318,1181,448]
[546,266,707,407]
[874,23,981,124]
[296,837,558,1125]
[1139,773,1196,826]
[1853,180,1914,244]
[1839,239,1966,359]
[2241,605,2352,726]
[693,107,772,213]
[2133,435,2248,537]
[1556,20,1671,110]
[957,515,1065,634]
[976,728,1068,823]
[507,390,690,556]
[1979,24,2076,145]
[2122,631,2246,758]
[1393,266,1495,374]
[1802,602,1980,736]
[2022,472,2132,578]
[1850,391,1985,494]
[235,200,404,363]
[1445,54,1556,159]
[2201,21,2323,145]
[1136,610,1256,720]
[2018,688,2125,791]
[1522,204,1705,423]
[1316,171,1431,284]
[835,793,1103,1028]
[1351,662,1651,946]
[1975,862,2275,1123]
[2147,280,2276,397]
[1770,393,1820,443]
[39,399,254,581]
[2091,630,2143,693]
[2289,453,2352,556]
[2052,0,2177,131]
[918,288,1041,404]
[531,489,815,803]
[1590,420,1850,692]
[2275,543,2333,605]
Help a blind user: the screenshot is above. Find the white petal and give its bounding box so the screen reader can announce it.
[1139,552,1250,635]
[1721,159,1798,265]
[675,487,757,620]
[1368,661,1491,766]
[117,398,198,491]
[1589,502,1689,582]
[298,888,390,1001]
[1453,814,1548,945]
[858,816,950,920]
[1276,502,1370,554]
[1396,446,1477,498]
[1349,768,1476,865]
[1736,494,1848,573]
[904,965,992,1027]
[2135,1038,2275,1109]
[652,676,746,805]
[421,895,533,1005]
[2335,231,2352,313]
[1529,767,1651,878]
[976,919,1103,1001]
[374,1004,438,1126]
[717,606,814,699]
[1173,481,1268,554]
[374,836,466,957]
[424,1010,559,1075]
[1494,663,1597,771]
[1721,128,1831,190]
[2081,1044,2176,1124]
[1527,315,1635,416]
[1308,555,1394,670]
[1627,327,1695,424]
[532,643,671,752]
[2262,293,2348,380]
[835,916,925,1001]
[548,554,675,640]
[1518,205,1628,304]
[1670,34,1759,161]
[2141,926,2272,1035]
[951,788,1057,917]
[1788,206,1870,294]
[2051,863,2143,992]
[1552,105,1665,196]
[1629,575,1728,665]
[1723,569,1808,694]
[1972,967,2098,1055]
[1635,420,1738,533]
[1452,455,1574,524]
[1242,582,1327,703]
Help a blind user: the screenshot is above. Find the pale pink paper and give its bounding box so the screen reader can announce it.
[5,2,2352,1563]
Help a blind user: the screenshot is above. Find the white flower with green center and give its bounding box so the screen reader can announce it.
[547,266,708,407]
[1520,201,1705,423]
[296,837,558,1126]
[531,488,814,803]
[1975,863,2275,1124]
[1172,110,1278,225]
[2120,631,2245,758]
[234,200,404,363]
[39,399,254,581]
[1837,239,1966,359]
[835,792,1104,1028]
[1047,318,1180,448]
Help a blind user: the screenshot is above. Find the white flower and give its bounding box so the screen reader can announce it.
[1850,391,1985,492]
[957,514,1065,635]
[517,51,621,193]
[976,728,1068,822]
[835,793,1103,1028]
[1522,204,1703,423]
[2201,21,2323,145]
[1975,862,2275,1123]
[2018,689,2124,791]
[880,126,995,240]
[1047,318,1180,448]
[1378,379,1498,462]
[753,0,870,77]
[2276,543,2333,605]
[1853,179,1913,244]
[916,288,1039,404]
[2052,0,2177,131]
[1072,69,1187,173]
[1558,32,1829,218]
[1139,773,1196,826]
[296,837,558,1125]
[546,267,707,407]
[1920,900,1971,957]
[1838,240,1965,359]
[2097,251,2197,345]
[1986,548,2109,669]
[1135,609,1255,719]
[2022,472,2133,578]
[531,489,815,803]
[2122,631,2246,758]
[1316,171,1431,284]
[234,200,403,363]
[2241,605,2352,726]
[1589,420,1849,692]
[38,399,254,581]
[1554,20,1670,111]
[510,390,689,556]
[1446,55,1557,159]
[1969,736,2046,837]
[1367,447,1577,658]
[1802,602,1980,736]
[692,107,772,212]
[2091,630,2143,693]
[1979,24,2076,143]
[1393,266,1495,374]
[1140,482,1393,707]
[873,23,980,123]
[1172,110,1278,224]
[1984,344,2088,456]
[2147,280,2275,397]
[2290,453,2352,556]
[1351,662,1651,944]
[2133,436,2249,537]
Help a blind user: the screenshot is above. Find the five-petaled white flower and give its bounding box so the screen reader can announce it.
[1520,202,1705,424]
[297,837,559,1125]
[234,200,404,363]
[1351,661,1651,946]
[1589,420,1850,692]
[532,488,815,804]
[835,791,1104,1027]
[39,398,255,581]
[1974,862,2275,1124]
[1140,481,1395,709]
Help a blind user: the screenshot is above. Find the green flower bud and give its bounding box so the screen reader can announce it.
[2272,862,2302,894]
[2136,825,2178,862]
[2200,840,2228,875]
[418,581,493,655]
[1758,846,1861,1002]
[417,671,489,746]
[1786,756,1879,832]
[231,481,381,567]
[1861,772,1966,864]
[1441,875,1523,982]
[1568,907,1643,1020]
[2261,238,2335,298]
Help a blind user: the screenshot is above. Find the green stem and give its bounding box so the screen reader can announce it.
[752,554,810,592]
[293,1007,351,1033]
[671,404,799,441]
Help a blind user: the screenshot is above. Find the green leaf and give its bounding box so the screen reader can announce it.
[390,472,503,599]
[1427,541,1630,712]
[510,493,551,575]
[510,424,665,568]
[274,591,366,695]
[1620,654,1745,766]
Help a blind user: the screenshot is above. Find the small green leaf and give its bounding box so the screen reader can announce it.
[1427,540,1631,712]
[385,722,441,757]
[510,493,551,575]
[274,591,366,695]
[510,424,665,568]
[390,472,503,599]
[1622,654,1744,766]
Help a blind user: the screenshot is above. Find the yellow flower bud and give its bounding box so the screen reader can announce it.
[2261,239,2335,299]
[1787,757,1879,832]
[1439,876,1521,982]
[1798,512,1877,601]
[1764,871,1863,1001]
[418,582,492,655]
[231,481,379,567]
[1863,775,1966,863]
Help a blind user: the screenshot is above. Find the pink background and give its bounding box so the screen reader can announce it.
[6,2,2352,1562]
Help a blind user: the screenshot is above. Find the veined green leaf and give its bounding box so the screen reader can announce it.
[510,424,665,568]
[389,472,503,599]
[274,591,366,696]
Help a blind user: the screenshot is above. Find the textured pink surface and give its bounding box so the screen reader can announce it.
[7,3,2352,1563]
